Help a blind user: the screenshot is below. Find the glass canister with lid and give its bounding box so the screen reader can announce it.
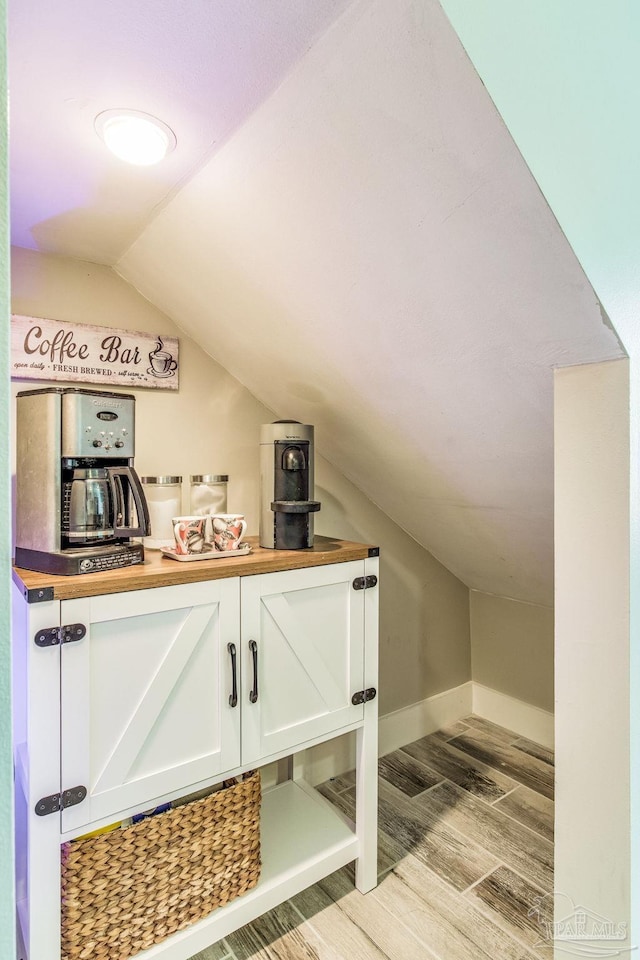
[189,475,228,516]
[140,476,183,550]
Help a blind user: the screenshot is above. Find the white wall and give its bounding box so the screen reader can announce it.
[10,246,471,718]
[470,591,553,714]
[555,358,630,944]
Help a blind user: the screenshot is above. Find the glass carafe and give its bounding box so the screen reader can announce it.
[65,468,114,542]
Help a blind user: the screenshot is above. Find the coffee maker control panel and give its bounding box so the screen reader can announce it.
[62,390,135,459]
[85,425,129,452]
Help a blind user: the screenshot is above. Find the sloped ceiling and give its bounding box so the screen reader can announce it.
[117,0,623,606]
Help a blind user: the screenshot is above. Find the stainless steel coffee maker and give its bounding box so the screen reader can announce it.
[15,387,150,575]
[259,420,321,549]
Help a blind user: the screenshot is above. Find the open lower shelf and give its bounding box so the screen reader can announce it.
[133,778,359,960]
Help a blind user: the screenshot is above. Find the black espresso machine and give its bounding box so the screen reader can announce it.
[15,387,150,575]
[259,420,321,549]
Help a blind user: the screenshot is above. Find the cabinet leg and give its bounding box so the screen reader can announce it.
[25,814,61,960]
[285,751,305,782]
[355,709,378,893]
[16,913,27,960]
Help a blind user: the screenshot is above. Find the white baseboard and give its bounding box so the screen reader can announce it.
[378,681,473,757]
[472,682,554,749]
[304,680,554,784]
[304,681,473,786]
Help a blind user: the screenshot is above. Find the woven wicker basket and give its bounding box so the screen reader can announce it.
[60,770,261,960]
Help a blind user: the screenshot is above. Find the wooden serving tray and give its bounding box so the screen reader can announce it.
[161,544,252,562]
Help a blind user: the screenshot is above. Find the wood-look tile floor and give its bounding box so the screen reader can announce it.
[190,716,554,960]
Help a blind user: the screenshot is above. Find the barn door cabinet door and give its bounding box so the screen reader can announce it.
[60,578,241,831]
[240,560,367,766]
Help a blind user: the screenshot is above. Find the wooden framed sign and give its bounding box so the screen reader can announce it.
[11,315,180,390]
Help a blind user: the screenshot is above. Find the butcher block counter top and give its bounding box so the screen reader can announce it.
[13,535,379,602]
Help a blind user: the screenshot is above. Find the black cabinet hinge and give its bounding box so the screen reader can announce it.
[34,623,87,647]
[352,687,377,706]
[35,785,87,816]
[352,575,378,591]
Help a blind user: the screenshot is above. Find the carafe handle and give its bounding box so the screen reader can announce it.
[106,466,151,538]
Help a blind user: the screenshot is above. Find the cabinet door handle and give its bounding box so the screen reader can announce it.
[228,642,238,708]
[249,639,258,703]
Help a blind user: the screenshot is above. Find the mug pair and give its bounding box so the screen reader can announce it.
[173,514,246,555]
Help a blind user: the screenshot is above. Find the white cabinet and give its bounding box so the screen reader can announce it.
[12,544,378,960]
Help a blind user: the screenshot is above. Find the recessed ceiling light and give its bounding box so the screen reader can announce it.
[95,109,177,166]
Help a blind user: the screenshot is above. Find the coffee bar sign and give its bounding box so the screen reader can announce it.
[11,316,179,390]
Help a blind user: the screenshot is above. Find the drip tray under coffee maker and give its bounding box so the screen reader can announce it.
[271,500,321,550]
[15,541,145,576]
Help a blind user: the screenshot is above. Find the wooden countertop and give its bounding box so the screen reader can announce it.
[13,536,379,602]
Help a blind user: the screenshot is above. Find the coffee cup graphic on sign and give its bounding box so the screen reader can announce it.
[148,336,178,378]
